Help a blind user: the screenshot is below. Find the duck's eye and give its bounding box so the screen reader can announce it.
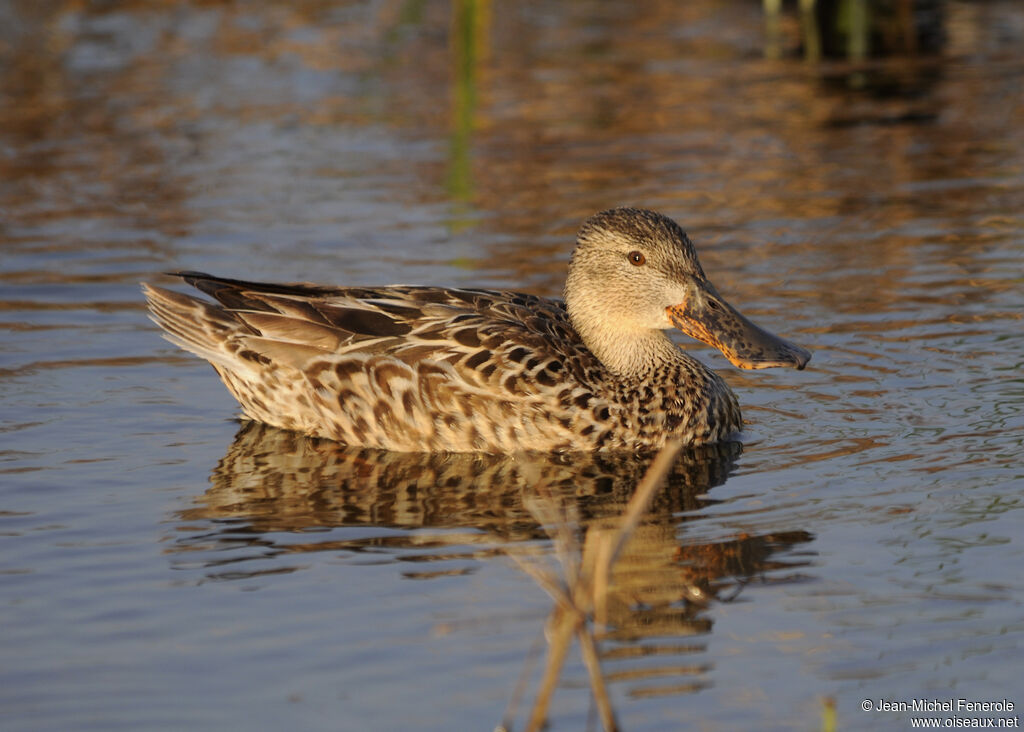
[628,251,646,266]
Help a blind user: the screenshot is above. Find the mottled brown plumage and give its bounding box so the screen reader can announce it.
[143,208,810,452]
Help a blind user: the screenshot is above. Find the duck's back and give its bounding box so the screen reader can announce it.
[144,273,632,452]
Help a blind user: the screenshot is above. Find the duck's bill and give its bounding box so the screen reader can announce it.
[667,298,811,370]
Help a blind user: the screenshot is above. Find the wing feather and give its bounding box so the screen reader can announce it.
[145,272,601,450]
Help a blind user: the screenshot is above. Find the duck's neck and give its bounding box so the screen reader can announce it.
[574,320,684,379]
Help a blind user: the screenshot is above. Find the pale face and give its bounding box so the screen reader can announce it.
[566,208,811,371]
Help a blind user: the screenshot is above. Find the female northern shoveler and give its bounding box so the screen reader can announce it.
[143,208,810,452]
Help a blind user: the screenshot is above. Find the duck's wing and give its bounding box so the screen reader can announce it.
[145,272,602,450]
[146,271,593,384]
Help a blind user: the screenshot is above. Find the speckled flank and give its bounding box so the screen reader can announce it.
[143,208,807,452]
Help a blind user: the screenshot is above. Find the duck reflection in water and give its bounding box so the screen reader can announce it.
[172,422,814,711]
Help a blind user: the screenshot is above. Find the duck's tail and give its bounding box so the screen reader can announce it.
[142,283,246,369]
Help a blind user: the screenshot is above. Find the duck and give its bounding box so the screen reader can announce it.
[143,207,810,452]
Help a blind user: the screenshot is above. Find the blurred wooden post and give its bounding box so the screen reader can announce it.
[800,0,821,62]
[847,0,869,61]
[763,0,783,59]
[898,0,917,53]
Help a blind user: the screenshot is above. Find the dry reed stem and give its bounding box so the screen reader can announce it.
[524,606,577,732]
[602,439,684,571]
[503,439,685,732]
[576,614,617,731]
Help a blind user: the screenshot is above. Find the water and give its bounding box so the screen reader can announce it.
[2,2,1023,730]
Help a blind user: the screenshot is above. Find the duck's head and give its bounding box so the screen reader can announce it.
[564,207,811,373]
